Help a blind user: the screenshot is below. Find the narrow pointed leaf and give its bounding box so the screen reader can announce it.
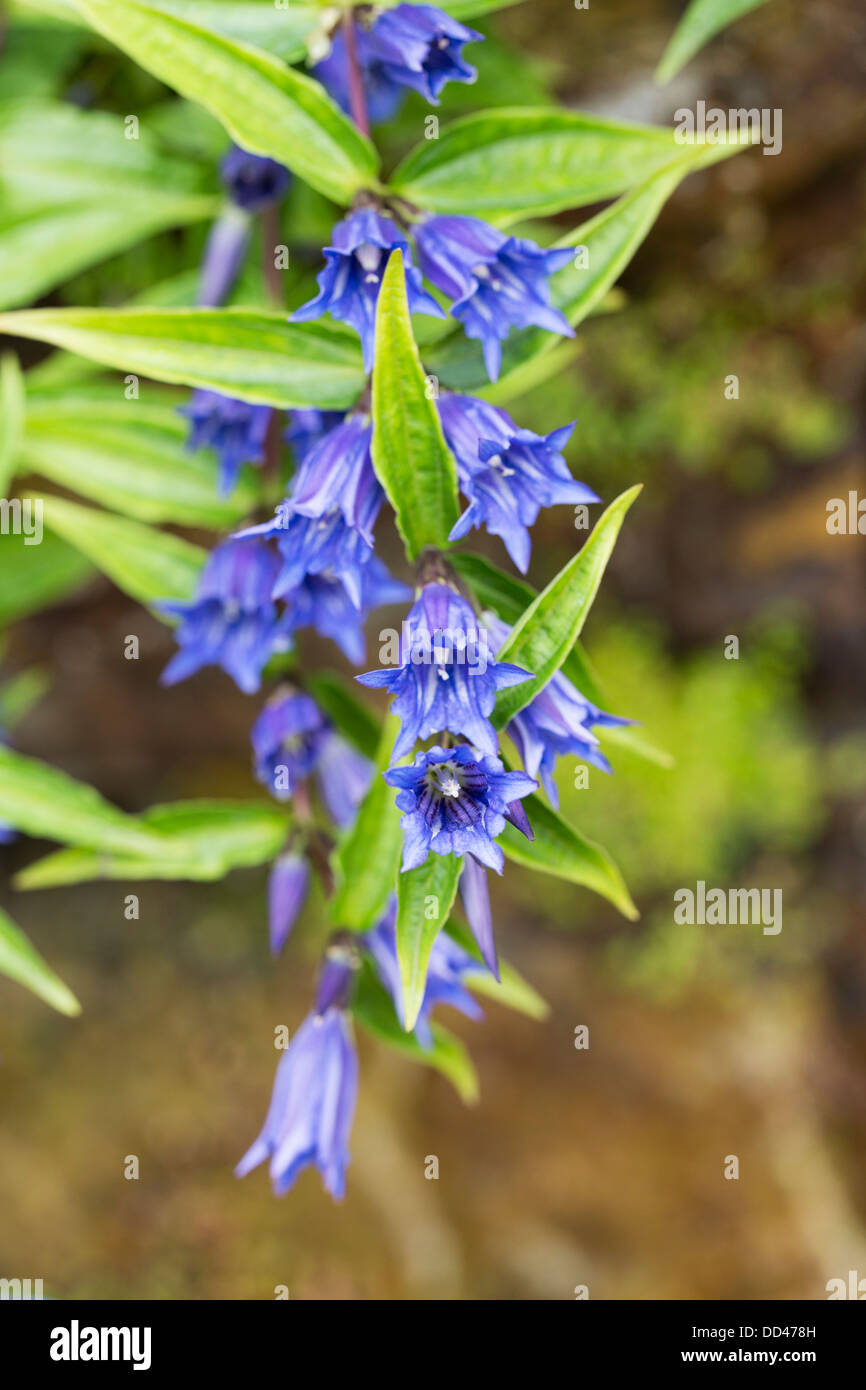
[70,0,379,203]
[656,0,770,84]
[0,308,365,410]
[331,716,403,931]
[353,962,479,1103]
[0,353,25,493]
[396,854,462,1032]
[502,794,638,920]
[371,250,460,561]
[0,906,81,1016]
[493,486,641,726]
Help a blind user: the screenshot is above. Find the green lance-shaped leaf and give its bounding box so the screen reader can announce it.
[0,905,81,1017]
[14,800,288,889]
[395,853,462,1032]
[16,389,261,527]
[0,353,25,494]
[0,309,365,411]
[371,249,460,561]
[0,101,217,309]
[33,492,206,609]
[331,715,404,932]
[0,746,191,860]
[352,961,479,1104]
[655,0,770,84]
[391,107,723,223]
[450,551,673,768]
[493,486,642,727]
[502,793,638,921]
[70,0,379,203]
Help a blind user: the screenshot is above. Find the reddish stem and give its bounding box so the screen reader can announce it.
[342,10,370,138]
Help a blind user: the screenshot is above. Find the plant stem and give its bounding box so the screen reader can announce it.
[342,10,370,138]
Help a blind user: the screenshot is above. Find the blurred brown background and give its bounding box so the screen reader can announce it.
[1,0,866,1299]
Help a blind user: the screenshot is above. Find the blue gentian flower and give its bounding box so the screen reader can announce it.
[268,852,309,956]
[365,899,485,1047]
[438,394,600,572]
[251,689,372,825]
[384,744,536,872]
[285,408,346,466]
[364,4,483,104]
[485,612,629,806]
[240,413,382,609]
[313,25,407,125]
[291,207,443,371]
[357,581,532,759]
[159,537,289,694]
[458,854,498,976]
[219,145,291,212]
[284,561,411,666]
[180,389,272,497]
[415,215,575,380]
[236,938,360,1199]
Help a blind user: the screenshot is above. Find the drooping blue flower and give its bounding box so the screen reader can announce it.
[285,408,346,466]
[239,413,383,609]
[438,393,599,572]
[180,389,272,497]
[291,207,443,371]
[284,561,411,666]
[363,4,483,104]
[365,899,485,1048]
[485,612,629,806]
[268,852,309,956]
[458,853,498,976]
[251,689,372,825]
[159,537,289,694]
[384,744,536,873]
[313,25,407,125]
[236,938,360,1199]
[357,581,531,759]
[219,145,291,212]
[415,215,574,380]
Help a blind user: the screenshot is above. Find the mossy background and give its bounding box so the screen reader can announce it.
[1,0,865,1298]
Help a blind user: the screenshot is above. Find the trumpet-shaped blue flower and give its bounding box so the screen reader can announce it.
[180,389,272,497]
[313,25,406,125]
[291,207,443,371]
[268,853,309,956]
[236,939,360,1199]
[251,689,371,825]
[219,145,291,212]
[364,4,483,104]
[284,560,410,666]
[366,900,484,1047]
[415,215,574,380]
[384,744,536,873]
[438,394,599,572]
[357,582,531,759]
[285,408,346,466]
[159,538,289,694]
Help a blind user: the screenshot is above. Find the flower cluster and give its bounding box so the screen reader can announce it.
[155,2,626,1202]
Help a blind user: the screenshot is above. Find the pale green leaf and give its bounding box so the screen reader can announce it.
[0,353,25,493]
[395,853,462,1031]
[502,793,638,920]
[71,0,379,202]
[0,905,81,1016]
[371,249,460,561]
[656,0,770,84]
[0,308,365,410]
[331,716,403,932]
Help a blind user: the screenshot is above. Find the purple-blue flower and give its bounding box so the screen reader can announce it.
[438,394,599,572]
[366,899,484,1047]
[291,207,443,371]
[268,852,309,956]
[313,25,406,125]
[363,4,483,104]
[219,145,291,212]
[285,408,346,466]
[415,215,575,380]
[159,538,290,694]
[284,562,410,666]
[251,689,372,825]
[357,581,531,759]
[180,389,272,497]
[236,938,360,1199]
[384,743,536,872]
[239,413,382,609]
